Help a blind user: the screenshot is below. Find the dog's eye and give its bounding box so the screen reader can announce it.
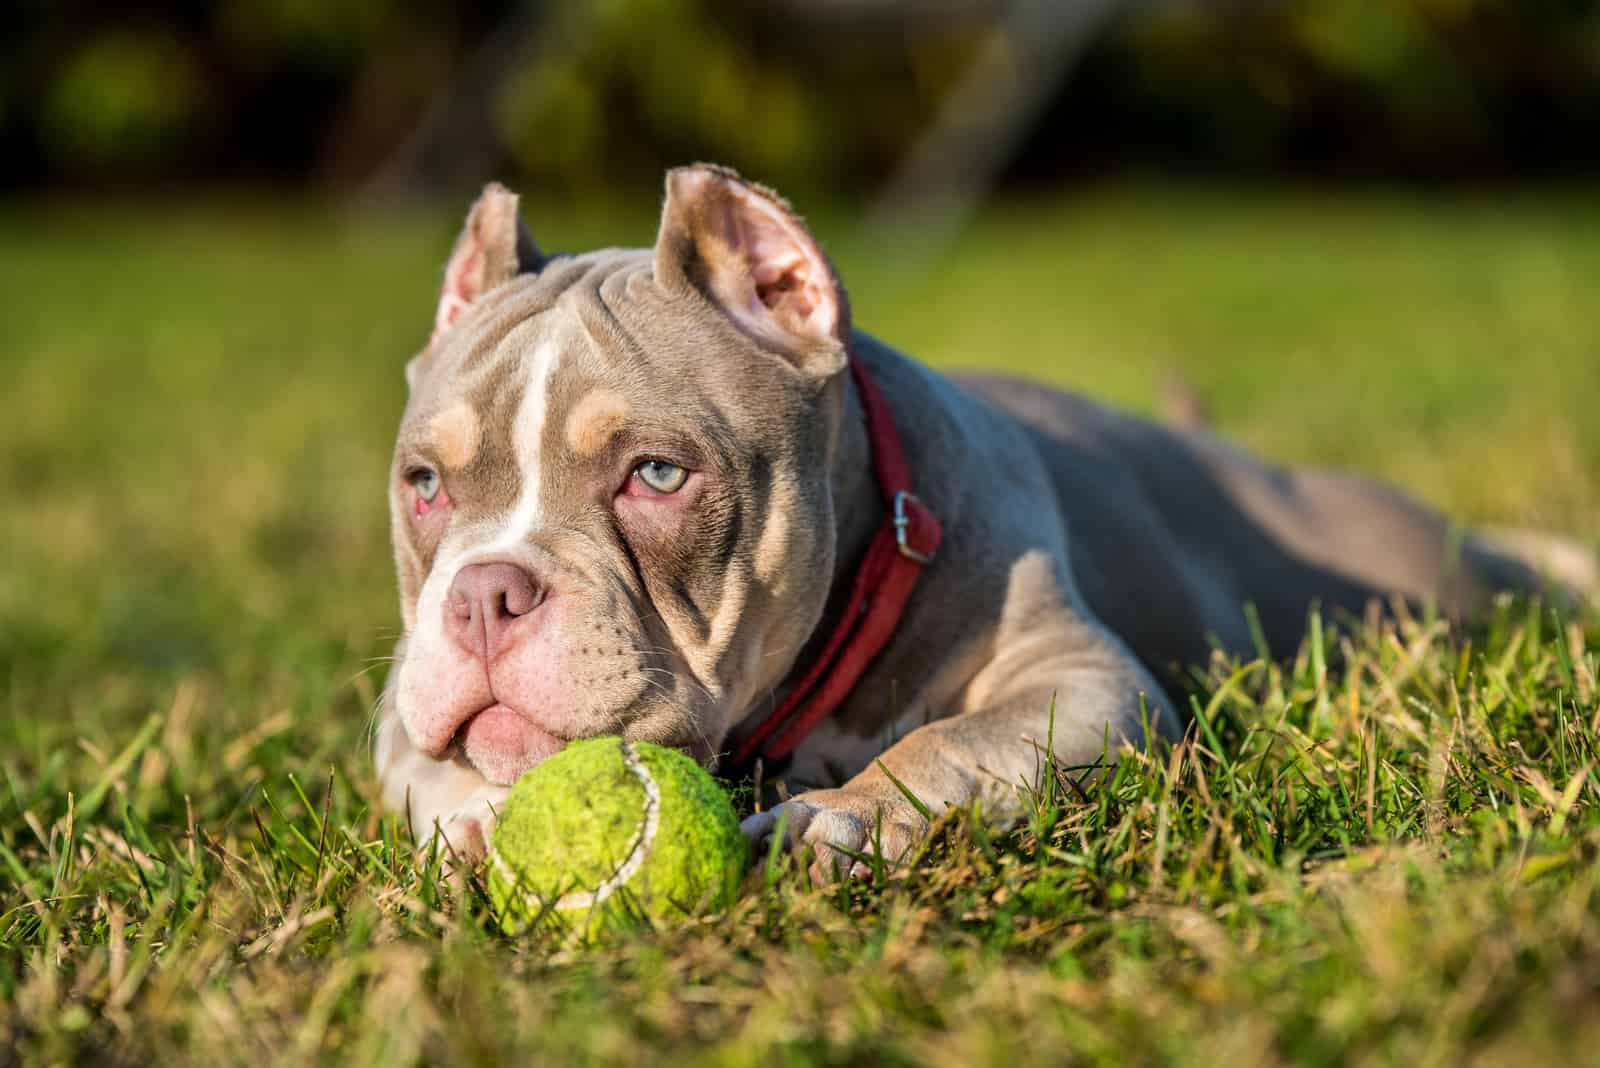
[408,467,443,502]
[634,460,688,495]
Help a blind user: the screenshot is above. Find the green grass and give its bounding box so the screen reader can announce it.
[3,184,1600,1065]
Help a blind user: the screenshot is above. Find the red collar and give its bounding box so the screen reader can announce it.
[728,357,942,773]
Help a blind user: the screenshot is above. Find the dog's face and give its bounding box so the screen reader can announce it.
[386,166,853,785]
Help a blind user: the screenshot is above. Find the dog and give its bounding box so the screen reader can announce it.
[375,163,1593,879]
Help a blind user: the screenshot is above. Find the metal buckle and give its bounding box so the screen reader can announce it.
[892,490,935,564]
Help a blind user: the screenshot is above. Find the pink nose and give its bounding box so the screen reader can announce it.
[447,562,542,662]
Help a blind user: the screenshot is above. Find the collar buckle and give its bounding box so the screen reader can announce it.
[892,490,936,565]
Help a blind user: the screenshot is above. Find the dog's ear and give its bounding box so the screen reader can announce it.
[654,164,849,375]
[429,182,545,349]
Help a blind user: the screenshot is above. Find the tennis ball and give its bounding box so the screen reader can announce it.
[486,737,749,938]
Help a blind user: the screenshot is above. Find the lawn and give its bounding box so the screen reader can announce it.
[3,184,1600,1065]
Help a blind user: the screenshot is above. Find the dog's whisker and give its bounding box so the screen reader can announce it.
[348,661,393,682]
[363,691,389,748]
[625,646,720,707]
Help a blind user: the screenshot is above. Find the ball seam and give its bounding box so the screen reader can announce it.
[489,739,662,916]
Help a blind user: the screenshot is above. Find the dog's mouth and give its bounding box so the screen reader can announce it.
[456,702,568,785]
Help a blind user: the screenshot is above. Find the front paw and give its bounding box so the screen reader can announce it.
[421,788,505,871]
[740,787,929,882]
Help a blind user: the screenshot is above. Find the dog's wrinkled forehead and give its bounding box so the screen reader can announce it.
[399,247,801,548]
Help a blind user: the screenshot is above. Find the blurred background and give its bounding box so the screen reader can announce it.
[11,0,1600,195]
[4,0,1600,768]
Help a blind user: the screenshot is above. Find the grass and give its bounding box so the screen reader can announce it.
[3,183,1600,1064]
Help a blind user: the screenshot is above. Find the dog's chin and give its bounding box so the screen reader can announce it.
[459,704,567,786]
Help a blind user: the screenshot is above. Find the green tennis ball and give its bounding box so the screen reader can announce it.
[486,737,749,938]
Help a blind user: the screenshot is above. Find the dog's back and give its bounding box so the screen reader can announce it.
[955,372,1588,676]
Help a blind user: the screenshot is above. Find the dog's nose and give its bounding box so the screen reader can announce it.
[446,562,543,661]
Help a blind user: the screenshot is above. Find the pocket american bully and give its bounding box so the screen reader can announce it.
[375,164,1592,878]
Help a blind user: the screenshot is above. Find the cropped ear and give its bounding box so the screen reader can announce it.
[430,182,545,348]
[654,164,849,374]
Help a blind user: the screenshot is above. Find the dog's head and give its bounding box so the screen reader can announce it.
[386,165,854,785]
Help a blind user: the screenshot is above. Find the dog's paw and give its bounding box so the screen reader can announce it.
[421,787,506,872]
[740,786,929,883]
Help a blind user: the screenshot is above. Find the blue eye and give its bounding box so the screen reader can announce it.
[409,468,442,502]
[635,460,688,494]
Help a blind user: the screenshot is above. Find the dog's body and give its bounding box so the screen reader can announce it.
[376,166,1589,876]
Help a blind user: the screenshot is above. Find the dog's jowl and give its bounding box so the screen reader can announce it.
[376,164,1590,878]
